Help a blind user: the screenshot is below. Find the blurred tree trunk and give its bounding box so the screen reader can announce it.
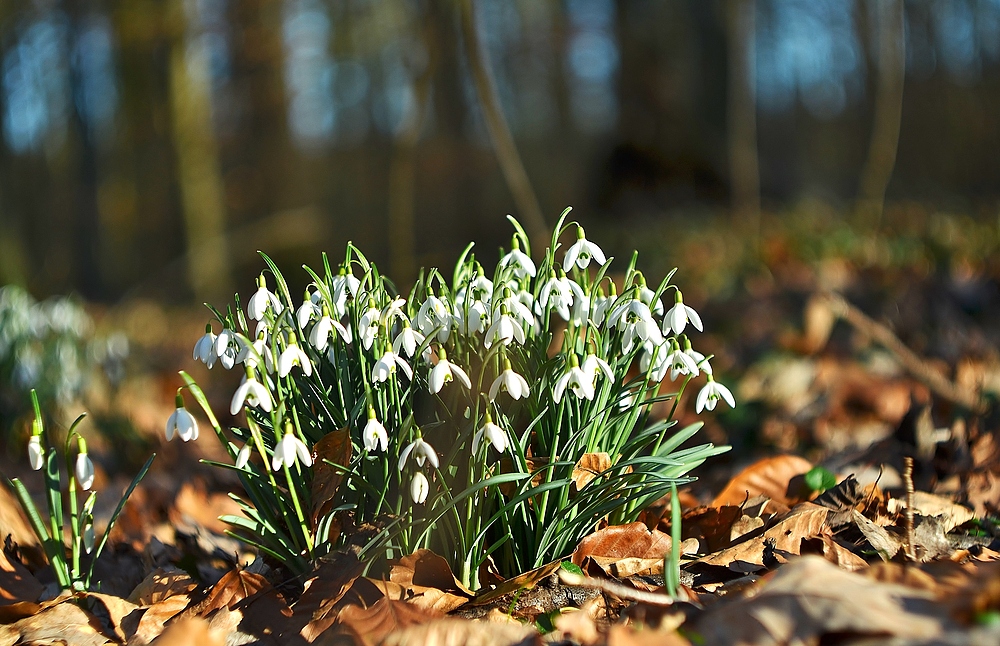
[388,4,437,287]
[167,0,233,301]
[726,0,760,233]
[459,0,547,254]
[856,0,905,229]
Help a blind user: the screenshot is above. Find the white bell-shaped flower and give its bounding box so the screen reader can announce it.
[193,325,217,368]
[75,443,95,491]
[696,376,736,413]
[553,356,596,403]
[663,290,703,336]
[363,408,389,452]
[489,359,531,401]
[473,415,508,454]
[410,471,429,504]
[231,369,273,414]
[277,341,312,378]
[271,427,313,471]
[247,275,284,321]
[27,435,44,471]
[562,226,607,271]
[499,239,536,280]
[398,437,439,470]
[428,349,471,394]
[392,323,425,359]
[165,393,200,442]
[372,348,413,383]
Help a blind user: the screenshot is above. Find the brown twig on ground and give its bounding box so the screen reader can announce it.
[903,456,916,562]
[559,570,678,607]
[459,0,548,255]
[821,292,989,414]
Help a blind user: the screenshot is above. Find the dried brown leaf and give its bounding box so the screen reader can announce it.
[338,597,439,646]
[694,556,943,644]
[852,509,902,561]
[0,547,42,609]
[571,522,672,574]
[390,549,473,598]
[711,455,814,508]
[131,595,192,644]
[0,597,112,646]
[696,503,828,572]
[170,482,243,536]
[887,491,974,533]
[471,561,562,606]
[607,623,690,646]
[311,428,352,529]
[382,616,539,646]
[680,506,743,553]
[127,568,197,606]
[184,567,270,618]
[572,453,612,491]
[148,616,226,646]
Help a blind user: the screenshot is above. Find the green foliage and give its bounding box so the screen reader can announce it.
[805,466,837,494]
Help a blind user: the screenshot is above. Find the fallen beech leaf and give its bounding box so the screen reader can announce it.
[79,592,139,643]
[607,623,690,646]
[382,616,539,646]
[293,551,364,640]
[887,492,974,533]
[127,567,197,605]
[812,530,867,571]
[390,549,473,598]
[571,522,672,572]
[311,428,352,529]
[339,597,439,646]
[184,567,270,618]
[0,597,111,646]
[696,503,828,572]
[554,608,601,646]
[852,509,902,562]
[866,561,939,592]
[0,547,42,608]
[148,616,225,646]
[472,561,562,606]
[572,453,612,491]
[680,506,743,553]
[301,572,382,641]
[712,455,814,508]
[131,595,192,643]
[694,556,943,644]
[0,487,44,570]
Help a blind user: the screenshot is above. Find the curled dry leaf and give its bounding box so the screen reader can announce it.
[711,455,814,508]
[390,549,474,598]
[695,503,829,573]
[131,595,193,644]
[887,491,974,533]
[338,597,440,646]
[127,567,197,606]
[851,509,902,562]
[0,547,42,611]
[182,567,270,619]
[310,428,352,530]
[294,551,365,641]
[694,556,944,645]
[572,453,612,491]
[472,561,562,606]
[382,617,540,646]
[148,616,226,646]
[0,597,111,646]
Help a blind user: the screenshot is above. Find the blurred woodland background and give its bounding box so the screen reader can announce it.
[0,0,998,304]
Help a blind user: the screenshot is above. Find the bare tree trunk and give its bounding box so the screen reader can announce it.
[726,0,760,234]
[856,0,905,229]
[458,0,548,255]
[388,6,437,288]
[168,0,232,301]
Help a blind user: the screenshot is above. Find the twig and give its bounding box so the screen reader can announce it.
[458,0,548,255]
[903,456,916,562]
[559,570,676,607]
[822,292,988,413]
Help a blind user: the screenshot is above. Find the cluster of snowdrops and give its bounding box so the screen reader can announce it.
[165,210,733,590]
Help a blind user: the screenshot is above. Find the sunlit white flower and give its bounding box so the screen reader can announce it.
[272,428,313,471]
[82,520,95,554]
[296,291,321,329]
[236,442,252,469]
[538,273,584,321]
[489,360,531,401]
[664,340,699,381]
[484,307,526,348]
[429,351,471,394]
[417,294,452,342]
[410,471,429,504]
[582,353,615,384]
[75,445,95,491]
[398,437,439,470]
[640,341,671,382]
[381,298,407,326]
[214,328,239,370]
[363,409,388,452]
[591,289,615,327]
[499,240,536,280]
[696,376,736,413]
[493,290,535,328]
[372,348,413,383]
[392,323,426,359]
[638,283,664,317]
[277,342,312,378]
[358,300,381,351]
[331,268,361,316]
[609,299,663,353]
[563,226,607,271]
[193,325,217,368]
[165,397,199,442]
[473,416,508,454]
[28,435,44,471]
[663,290,703,336]
[553,357,596,403]
[455,298,490,335]
[231,371,272,414]
[248,275,283,321]
[683,339,712,375]
[237,334,273,373]
[310,313,352,351]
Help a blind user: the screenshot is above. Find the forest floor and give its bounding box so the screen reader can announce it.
[3,210,1000,645]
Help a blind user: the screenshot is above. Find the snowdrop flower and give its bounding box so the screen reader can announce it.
[272,424,313,471]
[237,333,273,373]
[398,437,439,470]
[473,413,508,454]
[310,310,352,351]
[489,358,531,401]
[82,520,95,554]
[372,347,413,383]
[553,355,596,403]
[484,305,526,348]
[410,471,429,504]
[358,299,381,351]
[683,336,712,375]
[417,293,452,342]
[429,349,471,394]
[165,392,199,442]
[381,298,407,327]
[75,439,95,491]
[582,353,615,385]
[634,273,664,317]
[455,298,490,335]
[695,375,736,413]
[609,298,663,353]
[363,408,388,452]
[277,339,312,377]
[231,367,272,414]
[330,267,361,316]
[538,272,584,321]
[27,435,44,471]
[392,321,426,359]
[214,328,239,370]
[563,226,607,271]
[591,285,616,327]
[193,325,217,368]
[296,289,321,329]
[663,290,703,336]
[247,274,283,322]
[235,442,253,469]
[499,238,536,280]
[664,339,699,381]
[493,289,535,328]
[640,341,671,382]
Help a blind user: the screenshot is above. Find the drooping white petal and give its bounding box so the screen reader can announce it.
[75,453,95,491]
[27,436,44,471]
[410,472,429,504]
[363,418,388,452]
